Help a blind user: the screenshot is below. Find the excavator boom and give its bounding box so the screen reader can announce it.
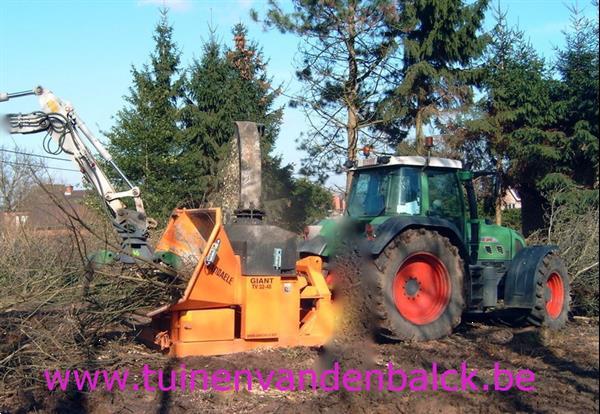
[1,86,153,263]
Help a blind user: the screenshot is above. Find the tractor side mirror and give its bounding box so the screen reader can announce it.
[458,171,473,182]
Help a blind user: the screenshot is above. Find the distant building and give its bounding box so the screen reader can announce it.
[1,184,93,236]
[331,193,346,215]
[502,188,521,210]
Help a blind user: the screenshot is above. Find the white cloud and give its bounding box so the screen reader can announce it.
[138,0,192,12]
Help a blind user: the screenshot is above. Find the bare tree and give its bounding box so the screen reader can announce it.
[254,0,401,189]
[0,146,46,212]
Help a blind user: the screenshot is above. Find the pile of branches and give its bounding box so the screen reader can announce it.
[0,204,188,408]
[528,190,599,316]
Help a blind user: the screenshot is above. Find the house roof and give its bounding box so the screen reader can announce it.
[507,188,521,201]
[3,184,91,230]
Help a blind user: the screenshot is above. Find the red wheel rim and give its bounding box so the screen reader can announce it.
[546,272,564,319]
[392,252,451,325]
[325,270,335,287]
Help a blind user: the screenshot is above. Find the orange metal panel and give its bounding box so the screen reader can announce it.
[278,277,300,344]
[297,256,331,300]
[186,227,240,306]
[177,309,235,342]
[170,336,328,357]
[241,277,281,339]
[181,211,240,306]
[155,209,210,262]
[154,208,242,308]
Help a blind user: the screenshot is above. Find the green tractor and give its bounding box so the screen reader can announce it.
[300,152,570,340]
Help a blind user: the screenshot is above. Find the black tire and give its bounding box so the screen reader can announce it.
[366,228,465,341]
[524,252,570,329]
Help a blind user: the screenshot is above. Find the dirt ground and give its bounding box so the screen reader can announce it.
[3,316,598,414]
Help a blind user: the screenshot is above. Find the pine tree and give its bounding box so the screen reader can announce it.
[107,15,330,230]
[554,4,599,189]
[182,24,282,205]
[255,0,400,189]
[452,6,566,235]
[106,9,185,221]
[179,34,233,204]
[451,7,537,225]
[183,24,329,230]
[382,0,489,153]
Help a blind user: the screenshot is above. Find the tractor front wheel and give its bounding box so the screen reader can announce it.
[368,229,465,341]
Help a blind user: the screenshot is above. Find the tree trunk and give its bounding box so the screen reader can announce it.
[495,158,503,225]
[519,185,547,237]
[495,193,503,225]
[346,109,358,194]
[415,108,424,155]
[345,2,358,195]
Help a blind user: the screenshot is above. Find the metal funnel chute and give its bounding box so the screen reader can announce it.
[234,121,264,220]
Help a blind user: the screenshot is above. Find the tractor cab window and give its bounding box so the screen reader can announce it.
[347,167,421,217]
[426,170,463,230]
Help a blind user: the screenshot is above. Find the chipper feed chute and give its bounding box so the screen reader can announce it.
[148,123,336,357]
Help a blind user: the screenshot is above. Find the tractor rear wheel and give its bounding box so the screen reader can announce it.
[368,228,465,341]
[523,252,570,329]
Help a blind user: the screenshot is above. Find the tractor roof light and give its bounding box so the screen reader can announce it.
[424,136,434,150]
[362,145,373,157]
[424,136,434,166]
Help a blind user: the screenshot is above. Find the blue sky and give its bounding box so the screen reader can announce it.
[0,0,596,188]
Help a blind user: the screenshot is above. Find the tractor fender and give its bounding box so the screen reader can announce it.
[298,235,328,257]
[504,245,558,309]
[370,217,467,258]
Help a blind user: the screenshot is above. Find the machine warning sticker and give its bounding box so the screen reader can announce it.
[250,277,273,290]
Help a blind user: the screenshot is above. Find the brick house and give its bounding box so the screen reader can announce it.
[1,184,93,236]
[502,187,522,210]
[331,193,346,215]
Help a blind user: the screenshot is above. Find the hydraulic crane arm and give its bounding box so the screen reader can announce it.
[1,86,153,263]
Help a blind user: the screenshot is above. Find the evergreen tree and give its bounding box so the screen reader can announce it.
[106,13,331,230]
[450,8,540,225]
[553,4,599,189]
[289,177,332,231]
[178,33,235,204]
[183,24,329,230]
[499,30,562,235]
[382,0,489,153]
[106,9,185,221]
[452,7,567,234]
[182,24,283,205]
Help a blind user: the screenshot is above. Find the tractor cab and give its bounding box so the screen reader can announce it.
[348,156,464,228]
[346,155,526,264]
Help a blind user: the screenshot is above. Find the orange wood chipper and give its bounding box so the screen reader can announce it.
[148,123,336,357]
